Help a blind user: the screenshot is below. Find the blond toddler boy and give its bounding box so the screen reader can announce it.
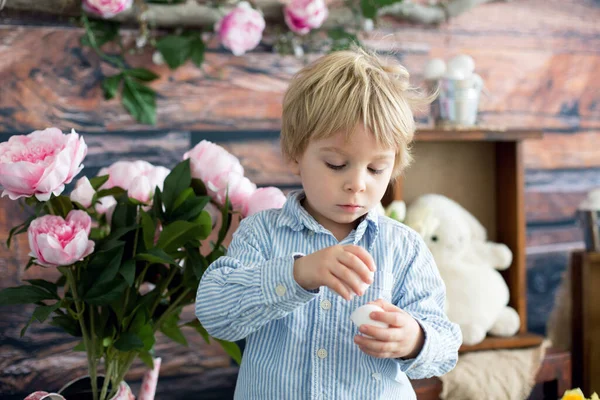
[196,47,462,399]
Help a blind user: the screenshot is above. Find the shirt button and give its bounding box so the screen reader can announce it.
[275,285,286,296]
[320,300,331,310]
[308,231,315,237]
[372,372,382,381]
[317,348,328,359]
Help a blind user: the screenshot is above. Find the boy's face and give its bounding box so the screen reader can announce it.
[290,124,395,239]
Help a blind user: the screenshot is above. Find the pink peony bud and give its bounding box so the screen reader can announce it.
[128,176,153,203]
[183,140,244,187]
[96,195,117,223]
[82,0,133,18]
[243,187,287,217]
[215,2,265,56]
[211,171,257,210]
[284,0,328,35]
[70,177,95,208]
[28,210,94,267]
[0,128,87,201]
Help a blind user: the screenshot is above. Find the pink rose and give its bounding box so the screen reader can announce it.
[0,128,87,201]
[243,187,287,217]
[211,171,257,211]
[28,210,95,267]
[215,2,265,56]
[82,0,133,18]
[284,0,328,35]
[70,177,95,208]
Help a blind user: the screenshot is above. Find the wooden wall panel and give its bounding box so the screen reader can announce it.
[0,0,599,395]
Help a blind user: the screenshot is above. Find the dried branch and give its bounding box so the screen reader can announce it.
[2,0,499,27]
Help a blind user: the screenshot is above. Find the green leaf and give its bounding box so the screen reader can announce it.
[114,332,144,351]
[140,210,156,250]
[0,285,58,305]
[160,312,188,346]
[24,279,59,299]
[361,0,404,19]
[126,68,160,82]
[81,18,120,48]
[215,194,231,250]
[190,36,206,67]
[138,351,155,368]
[152,188,164,219]
[172,196,210,223]
[156,220,206,253]
[185,247,209,281]
[48,195,73,218]
[190,178,208,196]
[120,259,136,286]
[89,175,110,190]
[136,248,178,266]
[83,279,128,305]
[87,241,125,285]
[50,315,81,337]
[216,339,242,365]
[73,341,86,352]
[102,74,123,100]
[172,187,195,212]
[95,187,126,199]
[32,302,61,322]
[138,323,156,351]
[122,77,156,125]
[193,210,212,240]
[327,28,361,52]
[162,159,192,214]
[156,35,192,69]
[7,215,35,249]
[110,198,138,231]
[184,319,210,344]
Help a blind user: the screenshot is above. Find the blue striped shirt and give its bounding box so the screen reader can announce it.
[196,190,461,399]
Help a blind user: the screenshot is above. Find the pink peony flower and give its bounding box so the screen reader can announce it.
[82,0,133,19]
[0,128,87,201]
[215,2,265,56]
[243,187,287,217]
[211,171,257,211]
[70,177,95,208]
[28,210,95,267]
[96,195,117,223]
[284,0,328,35]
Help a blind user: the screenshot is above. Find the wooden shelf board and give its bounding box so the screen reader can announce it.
[459,332,545,353]
[415,127,543,142]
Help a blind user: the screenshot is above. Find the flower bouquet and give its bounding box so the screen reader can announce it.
[0,128,286,399]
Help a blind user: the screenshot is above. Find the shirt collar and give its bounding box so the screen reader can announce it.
[276,190,380,240]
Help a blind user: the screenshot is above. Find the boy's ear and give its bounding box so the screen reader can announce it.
[288,158,301,176]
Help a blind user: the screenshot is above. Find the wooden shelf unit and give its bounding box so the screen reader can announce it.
[383,127,544,351]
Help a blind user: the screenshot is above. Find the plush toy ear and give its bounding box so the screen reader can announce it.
[405,205,440,239]
[451,201,487,242]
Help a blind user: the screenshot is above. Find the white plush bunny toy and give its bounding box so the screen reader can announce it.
[403,194,520,345]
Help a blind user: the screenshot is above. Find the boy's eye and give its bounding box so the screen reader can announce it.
[368,167,384,175]
[326,162,345,170]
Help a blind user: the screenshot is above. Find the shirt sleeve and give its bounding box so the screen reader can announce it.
[195,215,319,342]
[393,231,462,379]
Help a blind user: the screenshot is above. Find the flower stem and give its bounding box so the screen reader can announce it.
[108,352,136,399]
[99,354,114,400]
[154,288,191,332]
[66,268,98,400]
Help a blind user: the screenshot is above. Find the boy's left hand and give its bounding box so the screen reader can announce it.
[354,299,425,360]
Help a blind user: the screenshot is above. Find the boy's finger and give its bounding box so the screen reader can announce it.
[369,298,403,313]
[343,245,376,272]
[337,251,374,286]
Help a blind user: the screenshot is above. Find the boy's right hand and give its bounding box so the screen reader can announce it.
[293,245,376,300]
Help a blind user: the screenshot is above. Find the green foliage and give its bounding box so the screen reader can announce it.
[0,159,242,396]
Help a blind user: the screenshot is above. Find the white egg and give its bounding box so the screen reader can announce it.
[350,304,389,329]
[447,54,475,79]
[357,270,375,293]
[423,58,446,81]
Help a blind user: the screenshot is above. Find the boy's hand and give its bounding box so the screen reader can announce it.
[293,245,375,300]
[354,299,425,360]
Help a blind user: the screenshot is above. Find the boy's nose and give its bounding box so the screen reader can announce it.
[344,173,366,193]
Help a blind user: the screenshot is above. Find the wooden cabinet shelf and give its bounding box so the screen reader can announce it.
[384,127,544,351]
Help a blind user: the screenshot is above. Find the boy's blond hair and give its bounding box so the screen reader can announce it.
[281,46,428,179]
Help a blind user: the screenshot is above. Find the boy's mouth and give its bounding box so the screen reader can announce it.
[338,204,362,212]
